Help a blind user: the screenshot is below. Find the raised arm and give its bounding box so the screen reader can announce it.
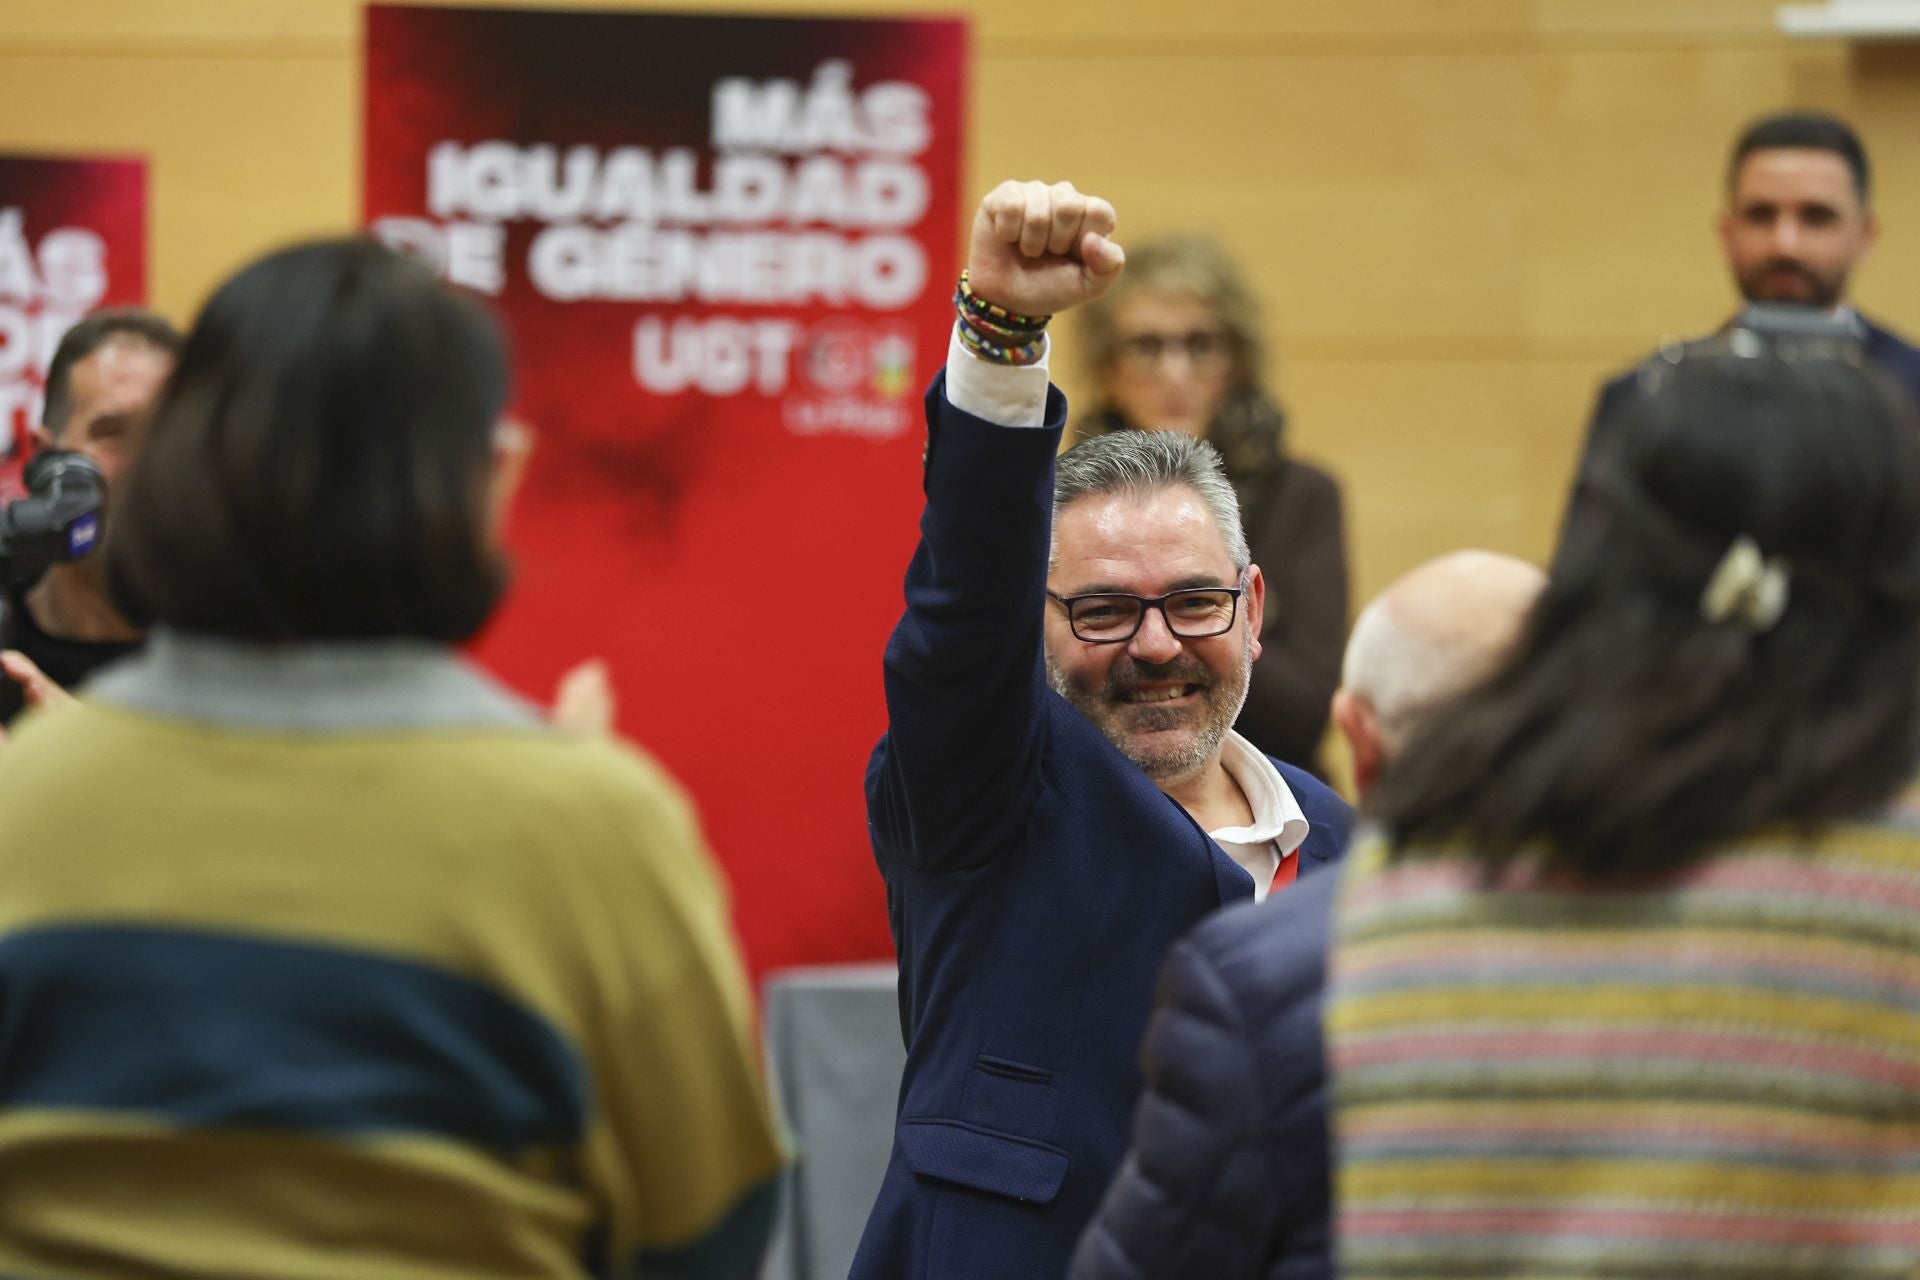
[869,181,1124,874]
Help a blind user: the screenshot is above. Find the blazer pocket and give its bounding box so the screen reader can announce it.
[897,1118,1069,1204]
[967,1054,1058,1134]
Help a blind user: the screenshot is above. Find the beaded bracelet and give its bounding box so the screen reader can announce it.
[960,307,1043,349]
[954,270,1050,366]
[957,269,1051,330]
[956,314,1047,366]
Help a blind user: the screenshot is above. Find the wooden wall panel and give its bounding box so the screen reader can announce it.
[980,50,1535,350]
[1845,44,1920,317]
[1297,360,1535,550]
[0,53,356,319]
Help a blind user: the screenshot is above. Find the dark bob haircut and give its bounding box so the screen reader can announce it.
[108,238,510,643]
[1368,347,1920,878]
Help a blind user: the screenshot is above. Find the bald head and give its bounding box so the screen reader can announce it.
[1335,551,1545,793]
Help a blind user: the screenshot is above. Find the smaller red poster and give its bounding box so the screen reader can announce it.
[0,154,148,494]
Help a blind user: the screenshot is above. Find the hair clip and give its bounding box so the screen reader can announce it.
[1701,535,1791,631]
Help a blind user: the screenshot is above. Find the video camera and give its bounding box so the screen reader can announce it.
[1659,303,1865,361]
[0,450,106,580]
[1727,302,1866,352]
[1634,304,1867,400]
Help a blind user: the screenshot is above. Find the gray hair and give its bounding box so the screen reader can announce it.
[1052,429,1250,569]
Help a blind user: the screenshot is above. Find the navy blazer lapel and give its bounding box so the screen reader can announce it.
[1301,822,1341,867]
[1144,771,1255,906]
[1209,835,1256,905]
[1092,712,1257,906]
[1133,782,1255,906]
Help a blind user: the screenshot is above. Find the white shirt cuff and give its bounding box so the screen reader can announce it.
[942,325,1052,428]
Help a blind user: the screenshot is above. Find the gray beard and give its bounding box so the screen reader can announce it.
[1045,628,1255,784]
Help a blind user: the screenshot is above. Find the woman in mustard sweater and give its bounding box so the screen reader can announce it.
[0,239,784,1279]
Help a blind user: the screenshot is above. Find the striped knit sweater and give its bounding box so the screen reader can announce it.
[1326,800,1920,1279]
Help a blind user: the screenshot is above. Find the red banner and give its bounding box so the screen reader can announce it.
[364,4,968,979]
[0,153,147,491]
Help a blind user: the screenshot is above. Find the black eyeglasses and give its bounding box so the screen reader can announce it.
[1047,579,1247,644]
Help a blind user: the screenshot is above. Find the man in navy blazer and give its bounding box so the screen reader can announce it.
[850,181,1354,1280]
[1566,113,1920,541]
[1068,550,1545,1280]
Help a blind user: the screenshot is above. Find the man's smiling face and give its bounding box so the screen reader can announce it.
[1044,483,1264,785]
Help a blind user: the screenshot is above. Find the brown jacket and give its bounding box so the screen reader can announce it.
[1233,455,1347,771]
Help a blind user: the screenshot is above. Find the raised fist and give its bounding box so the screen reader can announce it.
[965,180,1123,318]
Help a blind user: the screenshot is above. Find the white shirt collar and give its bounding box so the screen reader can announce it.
[1209,730,1310,856]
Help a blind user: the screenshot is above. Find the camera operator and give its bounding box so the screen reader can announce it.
[0,309,181,725]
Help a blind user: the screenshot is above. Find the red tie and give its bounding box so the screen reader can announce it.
[1268,850,1298,896]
